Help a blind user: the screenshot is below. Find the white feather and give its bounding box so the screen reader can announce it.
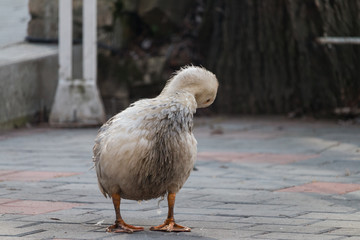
[93,66,218,201]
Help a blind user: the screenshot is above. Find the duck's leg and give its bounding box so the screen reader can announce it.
[150,192,191,232]
[107,193,144,233]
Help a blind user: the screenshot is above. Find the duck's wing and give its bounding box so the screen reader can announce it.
[92,115,116,165]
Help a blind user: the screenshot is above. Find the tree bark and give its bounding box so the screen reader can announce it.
[199,0,360,115]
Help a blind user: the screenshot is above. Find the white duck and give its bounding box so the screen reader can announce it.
[93,66,218,233]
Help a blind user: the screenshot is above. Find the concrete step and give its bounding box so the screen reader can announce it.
[0,42,58,129]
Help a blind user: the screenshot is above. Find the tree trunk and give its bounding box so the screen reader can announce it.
[199,0,360,115]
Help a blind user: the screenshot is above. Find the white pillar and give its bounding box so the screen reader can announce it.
[58,0,72,84]
[49,0,105,127]
[83,0,97,84]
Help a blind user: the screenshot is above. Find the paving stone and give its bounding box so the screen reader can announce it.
[198,152,318,164]
[192,190,278,205]
[275,203,356,214]
[0,213,29,221]
[255,232,340,240]
[277,182,360,195]
[236,216,318,226]
[0,199,83,215]
[298,212,360,221]
[246,223,334,234]
[324,228,360,236]
[22,222,106,240]
[0,171,81,182]
[309,220,360,229]
[0,220,34,236]
[18,211,104,225]
[1,117,359,239]
[180,220,251,230]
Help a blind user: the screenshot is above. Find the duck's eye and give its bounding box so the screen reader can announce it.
[205,99,211,103]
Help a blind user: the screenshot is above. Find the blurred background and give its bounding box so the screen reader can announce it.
[0,0,359,129]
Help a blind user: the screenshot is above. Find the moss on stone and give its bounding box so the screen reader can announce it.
[0,116,31,130]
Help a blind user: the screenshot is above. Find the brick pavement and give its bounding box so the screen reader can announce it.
[0,117,359,240]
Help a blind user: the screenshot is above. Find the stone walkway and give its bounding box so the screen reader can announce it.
[0,117,360,240]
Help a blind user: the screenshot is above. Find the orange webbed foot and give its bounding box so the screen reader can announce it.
[150,219,191,232]
[106,220,144,233]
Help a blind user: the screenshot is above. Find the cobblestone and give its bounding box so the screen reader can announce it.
[0,117,359,239]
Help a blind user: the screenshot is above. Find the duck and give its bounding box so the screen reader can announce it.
[93,66,218,233]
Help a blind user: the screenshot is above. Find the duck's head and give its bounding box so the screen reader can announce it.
[161,66,219,108]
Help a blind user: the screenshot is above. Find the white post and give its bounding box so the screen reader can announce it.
[83,0,97,84]
[58,0,72,84]
[49,0,105,127]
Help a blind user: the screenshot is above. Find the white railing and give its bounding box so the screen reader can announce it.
[50,0,105,127]
[316,37,360,45]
